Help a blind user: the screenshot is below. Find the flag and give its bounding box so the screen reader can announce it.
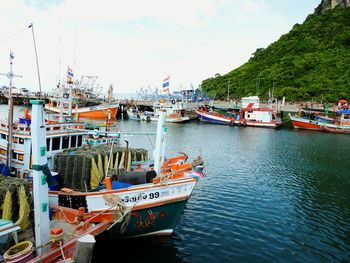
[10,51,14,60]
[67,67,74,82]
[162,75,170,93]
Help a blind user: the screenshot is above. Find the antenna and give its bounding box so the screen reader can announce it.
[0,54,23,167]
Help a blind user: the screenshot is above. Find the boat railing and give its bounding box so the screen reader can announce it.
[0,119,86,136]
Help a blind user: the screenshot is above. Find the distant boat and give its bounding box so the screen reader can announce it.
[234,96,282,128]
[141,99,197,123]
[45,99,119,118]
[126,106,141,121]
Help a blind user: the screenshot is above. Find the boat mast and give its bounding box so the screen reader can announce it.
[31,100,50,255]
[0,53,22,169]
[153,110,166,175]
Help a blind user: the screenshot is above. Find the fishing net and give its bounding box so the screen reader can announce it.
[54,145,148,191]
[0,176,32,230]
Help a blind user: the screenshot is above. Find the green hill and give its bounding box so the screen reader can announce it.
[202,5,350,102]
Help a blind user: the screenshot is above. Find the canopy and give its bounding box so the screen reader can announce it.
[337,109,350,114]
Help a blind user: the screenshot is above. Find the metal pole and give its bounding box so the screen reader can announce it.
[30,23,42,98]
[153,110,166,175]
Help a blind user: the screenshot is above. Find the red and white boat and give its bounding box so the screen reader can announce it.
[289,115,326,130]
[322,109,350,134]
[234,96,282,128]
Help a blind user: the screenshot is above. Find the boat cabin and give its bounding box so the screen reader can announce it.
[241,96,260,109]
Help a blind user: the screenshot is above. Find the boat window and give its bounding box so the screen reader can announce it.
[0,133,6,140]
[18,154,24,161]
[71,136,77,148]
[46,138,50,151]
[0,149,5,156]
[19,138,24,144]
[62,136,69,149]
[13,137,18,144]
[77,135,83,147]
[12,151,17,159]
[52,137,60,151]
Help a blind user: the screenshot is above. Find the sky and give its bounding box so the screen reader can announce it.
[0,0,321,97]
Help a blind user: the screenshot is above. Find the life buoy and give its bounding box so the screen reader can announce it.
[171,99,176,105]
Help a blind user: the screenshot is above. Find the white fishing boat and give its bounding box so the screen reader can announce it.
[140,99,197,123]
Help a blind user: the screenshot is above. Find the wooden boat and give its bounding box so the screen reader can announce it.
[45,101,118,119]
[196,109,235,125]
[141,99,197,123]
[322,109,350,134]
[48,111,204,238]
[322,125,350,134]
[289,115,326,130]
[2,100,113,263]
[234,96,282,128]
[0,113,119,178]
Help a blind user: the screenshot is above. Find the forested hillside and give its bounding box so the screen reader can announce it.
[202,7,350,102]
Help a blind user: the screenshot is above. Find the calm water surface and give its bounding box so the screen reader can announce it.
[89,119,350,263]
[10,105,349,263]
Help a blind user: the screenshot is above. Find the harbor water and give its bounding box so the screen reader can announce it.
[3,105,349,262]
[91,119,350,262]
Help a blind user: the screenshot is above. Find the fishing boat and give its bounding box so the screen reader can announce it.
[0,100,112,263]
[141,99,197,123]
[45,97,119,119]
[289,114,327,130]
[45,74,119,119]
[126,106,141,121]
[196,106,235,125]
[48,110,204,238]
[322,109,350,134]
[235,96,282,128]
[0,110,120,178]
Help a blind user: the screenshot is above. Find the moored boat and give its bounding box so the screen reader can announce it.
[289,115,326,130]
[45,100,119,119]
[47,110,204,238]
[322,109,350,134]
[196,108,235,125]
[235,96,282,128]
[141,99,197,123]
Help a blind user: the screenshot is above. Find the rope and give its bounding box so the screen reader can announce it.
[0,25,30,45]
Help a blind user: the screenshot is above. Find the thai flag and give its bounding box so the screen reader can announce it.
[162,75,170,92]
[67,67,74,79]
[185,170,204,180]
[10,51,14,60]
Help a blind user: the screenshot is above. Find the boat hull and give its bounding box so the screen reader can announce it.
[45,105,118,118]
[99,199,188,238]
[290,116,323,130]
[323,125,350,134]
[243,121,281,128]
[196,111,233,125]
